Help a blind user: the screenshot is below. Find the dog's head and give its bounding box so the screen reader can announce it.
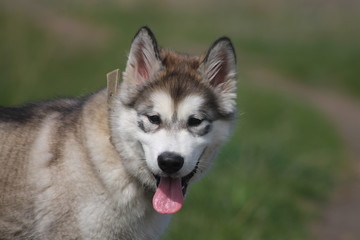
[110,27,237,214]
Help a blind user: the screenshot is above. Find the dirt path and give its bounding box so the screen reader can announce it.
[246,67,360,240]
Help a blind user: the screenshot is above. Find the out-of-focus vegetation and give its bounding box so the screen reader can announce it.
[1,0,359,104]
[0,0,355,239]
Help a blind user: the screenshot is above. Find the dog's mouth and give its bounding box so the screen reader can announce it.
[152,162,199,215]
[154,165,197,195]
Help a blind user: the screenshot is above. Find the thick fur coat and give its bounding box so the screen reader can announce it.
[0,27,237,239]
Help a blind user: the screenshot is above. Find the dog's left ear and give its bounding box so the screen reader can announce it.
[200,37,237,114]
[123,27,162,85]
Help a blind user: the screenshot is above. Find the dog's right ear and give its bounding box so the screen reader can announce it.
[123,27,162,86]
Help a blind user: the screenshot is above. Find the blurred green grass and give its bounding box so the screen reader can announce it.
[1,0,359,103]
[0,0,353,239]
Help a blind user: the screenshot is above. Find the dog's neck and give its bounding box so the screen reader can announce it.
[81,90,144,202]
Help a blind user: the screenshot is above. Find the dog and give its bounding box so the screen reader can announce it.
[0,26,237,239]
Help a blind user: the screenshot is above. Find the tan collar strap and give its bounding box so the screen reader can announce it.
[107,69,120,106]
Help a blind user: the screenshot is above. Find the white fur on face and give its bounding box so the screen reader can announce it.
[138,128,208,177]
[151,91,174,119]
[177,95,204,120]
[136,91,210,177]
[114,86,233,183]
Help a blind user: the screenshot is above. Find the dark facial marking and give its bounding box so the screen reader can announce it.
[137,119,146,132]
[188,121,212,137]
[202,124,212,136]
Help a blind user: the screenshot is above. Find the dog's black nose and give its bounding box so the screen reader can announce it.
[157,152,184,174]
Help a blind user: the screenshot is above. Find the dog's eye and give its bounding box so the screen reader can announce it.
[188,117,203,127]
[147,115,161,125]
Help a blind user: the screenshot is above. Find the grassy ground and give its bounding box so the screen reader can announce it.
[0,0,351,239]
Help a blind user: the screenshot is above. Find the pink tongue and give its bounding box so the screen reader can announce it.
[152,177,184,214]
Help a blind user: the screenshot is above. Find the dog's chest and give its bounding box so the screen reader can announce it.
[77,187,171,240]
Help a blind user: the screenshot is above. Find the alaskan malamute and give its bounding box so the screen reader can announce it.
[0,26,237,239]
